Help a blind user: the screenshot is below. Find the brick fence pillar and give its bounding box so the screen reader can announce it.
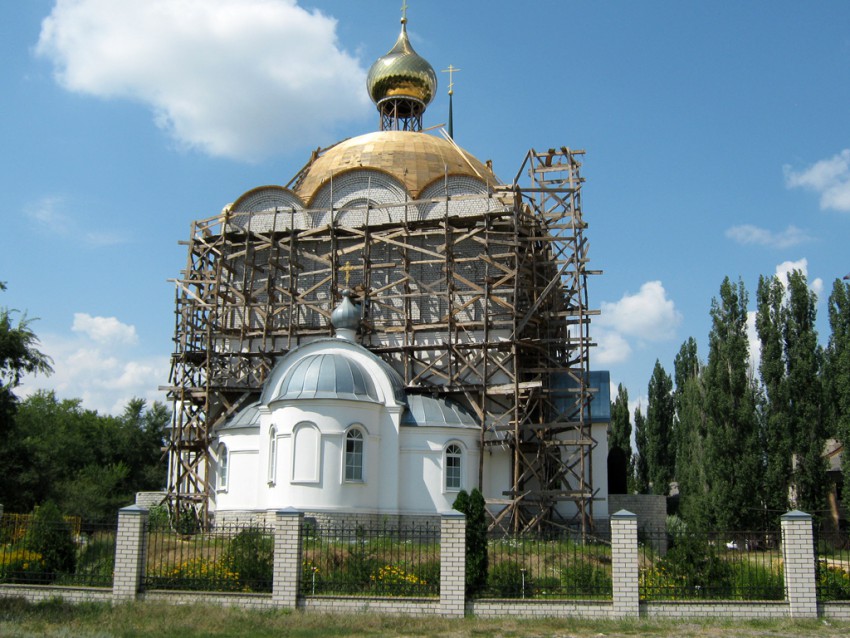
[611,509,639,618]
[781,509,818,618]
[440,511,466,618]
[272,508,303,609]
[112,505,149,602]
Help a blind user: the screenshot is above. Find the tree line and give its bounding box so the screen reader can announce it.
[1,282,168,522]
[609,273,850,531]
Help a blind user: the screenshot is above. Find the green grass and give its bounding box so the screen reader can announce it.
[2,597,850,637]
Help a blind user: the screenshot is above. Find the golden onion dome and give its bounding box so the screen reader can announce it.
[293,131,497,202]
[366,20,437,106]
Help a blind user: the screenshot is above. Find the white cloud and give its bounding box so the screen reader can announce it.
[725,224,812,249]
[25,195,127,246]
[72,313,138,345]
[598,281,682,342]
[784,149,850,212]
[594,328,632,365]
[774,258,824,300]
[18,314,168,415]
[36,0,371,161]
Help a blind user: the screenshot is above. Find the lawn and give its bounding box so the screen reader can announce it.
[1,597,850,637]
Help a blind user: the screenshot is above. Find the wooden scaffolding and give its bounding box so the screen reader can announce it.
[164,146,598,533]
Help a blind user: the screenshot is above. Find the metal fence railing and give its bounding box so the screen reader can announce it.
[143,521,274,593]
[815,528,850,601]
[301,521,440,597]
[484,530,613,600]
[639,530,784,601]
[0,513,117,588]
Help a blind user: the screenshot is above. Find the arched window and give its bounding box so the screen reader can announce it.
[445,443,463,491]
[218,443,229,491]
[267,427,277,485]
[344,428,364,482]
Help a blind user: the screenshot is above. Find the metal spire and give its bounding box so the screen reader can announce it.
[442,65,460,139]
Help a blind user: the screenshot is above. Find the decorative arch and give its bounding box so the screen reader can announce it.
[228,185,306,231]
[417,175,496,221]
[292,422,321,483]
[309,169,409,227]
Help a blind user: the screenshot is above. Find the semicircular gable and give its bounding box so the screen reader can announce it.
[308,169,410,228]
[228,186,306,231]
[416,175,505,222]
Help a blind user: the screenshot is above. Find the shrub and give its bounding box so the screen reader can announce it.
[657,531,732,598]
[818,561,850,601]
[487,560,528,597]
[452,488,489,595]
[370,564,428,595]
[561,561,612,596]
[152,557,241,592]
[0,549,48,584]
[23,502,77,581]
[224,528,273,592]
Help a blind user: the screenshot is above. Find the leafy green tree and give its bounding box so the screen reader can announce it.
[0,282,53,508]
[608,384,631,494]
[672,338,707,522]
[825,279,850,515]
[702,278,763,531]
[756,274,792,517]
[452,488,488,595]
[783,271,827,516]
[4,391,168,520]
[646,361,675,495]
[675,372,708,526]
[632,406,649,494]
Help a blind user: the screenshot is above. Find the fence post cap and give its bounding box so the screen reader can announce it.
[441,510,465,519]
[119,504,148,515]
[781,509,812,521]
[275,507,302,516]
[611,509,636,519]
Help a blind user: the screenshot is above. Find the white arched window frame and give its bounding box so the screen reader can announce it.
[267,426,277,486]
[444,442,464,492]
[218,443,229,492]
[292,422,321,483]
[343,426,365,483]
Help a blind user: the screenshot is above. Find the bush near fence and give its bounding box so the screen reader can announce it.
[639,530,785,601]
[143,521,274,593]
[301,521,440,597]
[484,531,613,600]
[816,529,850,601]
[0,509,116,587]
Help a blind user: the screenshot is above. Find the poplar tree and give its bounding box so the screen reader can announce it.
[784,271,827,516]
[608,384,632,494]
[825,279,850,514]
[633,407,649,494]
[756,274,792,516]
[646,360,674,495]
[703,278,762,531]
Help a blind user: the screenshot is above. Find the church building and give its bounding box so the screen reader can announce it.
[166,10,609,533]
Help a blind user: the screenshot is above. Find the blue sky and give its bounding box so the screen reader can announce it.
[2,0,849,416]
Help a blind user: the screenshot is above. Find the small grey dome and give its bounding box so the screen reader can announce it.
[263,353,380,403]
[402,394,478,428]
[331,289,360,336]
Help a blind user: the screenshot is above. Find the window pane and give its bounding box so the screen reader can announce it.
[446,444,462,490]
[345,430,363,481]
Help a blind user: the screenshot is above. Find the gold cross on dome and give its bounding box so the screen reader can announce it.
[442,65,461,95]
[339,260,356,286]
[401,1,409,23]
